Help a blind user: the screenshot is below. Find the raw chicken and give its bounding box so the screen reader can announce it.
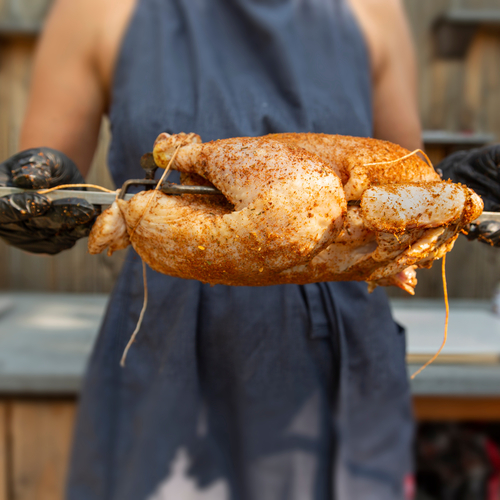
[88,133,483,293]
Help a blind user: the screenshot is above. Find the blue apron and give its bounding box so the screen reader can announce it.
[66,0,414,498]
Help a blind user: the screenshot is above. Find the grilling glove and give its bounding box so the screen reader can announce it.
[437,144,500,246]
[0,148,97,254]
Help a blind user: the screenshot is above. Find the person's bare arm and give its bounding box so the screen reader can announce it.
[348,0,422,151]
[19,0,106,176]
[19,0,135,177]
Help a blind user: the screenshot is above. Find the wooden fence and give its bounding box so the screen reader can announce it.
[0,0,500,298]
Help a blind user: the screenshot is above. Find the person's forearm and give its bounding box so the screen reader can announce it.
[19,0,106,177]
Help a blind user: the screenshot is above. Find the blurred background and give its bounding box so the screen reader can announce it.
[1,0,500,499]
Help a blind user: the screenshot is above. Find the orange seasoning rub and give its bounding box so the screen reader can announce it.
[89,132,482,292]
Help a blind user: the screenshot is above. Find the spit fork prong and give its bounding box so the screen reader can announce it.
[117,180,222,200]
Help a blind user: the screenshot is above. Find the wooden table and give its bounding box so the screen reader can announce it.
[0,293,107,500]
[394,299,500,421]
[0,293,499,499]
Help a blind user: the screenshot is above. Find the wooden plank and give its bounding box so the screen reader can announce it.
[0,403,8,500]
[456,0,500,10]
[0,22,39,37]
[422,129,494,145]
[408,353,500,364]
[0,0,53,26]
[445,8,500,24]
[11,400,76,500]
[414,396,500,420]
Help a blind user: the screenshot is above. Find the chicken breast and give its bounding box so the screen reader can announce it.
[88,132,483,293]
[268,133,440,200]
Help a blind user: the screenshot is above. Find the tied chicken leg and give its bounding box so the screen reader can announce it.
[88,133,483,293]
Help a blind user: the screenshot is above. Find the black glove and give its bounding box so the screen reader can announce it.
[437,144,500,246]
[0,148,97,254]
[437,145,500,211]
[464,220,500,246]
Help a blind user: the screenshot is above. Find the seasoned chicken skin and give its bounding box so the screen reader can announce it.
[267,133,440,200]
[88,133,483,293]
[90,133,347,282]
